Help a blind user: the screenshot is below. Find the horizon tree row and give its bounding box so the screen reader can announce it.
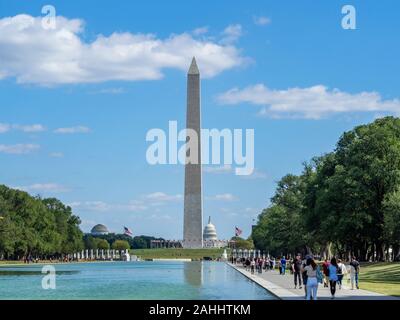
[252,116,400,261]
[0,185,84,260]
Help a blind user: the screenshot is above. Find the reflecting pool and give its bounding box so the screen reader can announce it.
[0,261,274,300]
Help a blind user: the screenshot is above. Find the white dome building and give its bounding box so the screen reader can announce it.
[203,216,224,248]
[91,224,109,236]
[203,216,218,241]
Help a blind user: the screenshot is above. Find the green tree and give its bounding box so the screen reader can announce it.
[0,185,84,259]
[111,240,130,251]
[252,174,309,256]
[95,238,110,250]
[231,237,254,250]
[383,190,400,260]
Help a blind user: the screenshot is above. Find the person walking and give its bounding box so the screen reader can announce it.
[301,256,309,298]
[292,254,302,289]
[302,257,319,300]
[322,259,330,288]
[328,257,339,299]
[337,259,347,289]
[265,257,270,271]
[281,256,287,275]
[350,256,360,289]
[278,257,282,274]
[258,258,263,274]
[250,259,255,274]
[245,258,250,271]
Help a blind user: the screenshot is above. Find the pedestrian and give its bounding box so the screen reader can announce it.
[301,256,310,298]
[328,257,339,299]
[264,257,269,271]
[250,259,255,274]
[337,259,347,289]
[245,258,250,271]
[302,257,319,300]
[292,254,302,289]
[258,258,263,273]
[350,256,360,289]
[280,256,287,275]
[278,257,282,274]
[322,259,330,288]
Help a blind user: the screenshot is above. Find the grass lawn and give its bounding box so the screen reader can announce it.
[359,262,400,297]
[131,248,227,260]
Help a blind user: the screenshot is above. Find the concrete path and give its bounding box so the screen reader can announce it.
[229,263,399,300]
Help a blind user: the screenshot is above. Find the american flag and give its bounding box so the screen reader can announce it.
[123,226,133,237]
[235,226,242,237]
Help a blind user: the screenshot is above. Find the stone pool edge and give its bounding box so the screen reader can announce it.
[226,262,300,300]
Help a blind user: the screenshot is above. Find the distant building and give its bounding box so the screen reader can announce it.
[91,224,109,236]
[203,217,226,248]
[203,216,218,241]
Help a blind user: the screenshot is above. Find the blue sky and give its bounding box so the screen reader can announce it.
[0,0,399,239]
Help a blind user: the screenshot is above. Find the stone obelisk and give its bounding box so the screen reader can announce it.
[183,57,203,248]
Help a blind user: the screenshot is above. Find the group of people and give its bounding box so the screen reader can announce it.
[290,254,361,300]
[237,254,361,300]
[240,256,278,274]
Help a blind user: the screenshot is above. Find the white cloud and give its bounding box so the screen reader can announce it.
[203,165,233,174]
[69,201,110,212]
[0,144,39,154]
[12,124,46,132]
[69,192,181,214]
[144,192,182,202]
[0,123,10,133]
[217,84,400,119]
[0,15,246,85]
[253,16,271,26]
[192,26,209,35]
[49,152,64,158]
[208,193,238,201]
[0,123,45,133]
[54,126,90,134]
[69,200,147,212]
[221,24,243,44]
[14,183,69,193]
[240,168,268,180]
[90,87,126,94]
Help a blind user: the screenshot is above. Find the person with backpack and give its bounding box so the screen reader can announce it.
[328,257,339,299]
[350,256,360,289]
[301,257,320,300]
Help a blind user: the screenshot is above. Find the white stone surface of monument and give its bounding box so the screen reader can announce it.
[183,57,203,249]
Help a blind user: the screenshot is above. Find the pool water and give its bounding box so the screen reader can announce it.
[0,261,274,300]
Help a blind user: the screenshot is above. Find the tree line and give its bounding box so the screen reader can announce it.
[83,234,165,250]
[0,185,84,259]
[252,117,400,261]
[0,185,166,260]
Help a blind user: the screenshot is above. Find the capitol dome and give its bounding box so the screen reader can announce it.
[203,216,218,241]
[91,224,109,235]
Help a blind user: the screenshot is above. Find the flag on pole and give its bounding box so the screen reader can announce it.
[235,226,242,237]
[123,226,133,237]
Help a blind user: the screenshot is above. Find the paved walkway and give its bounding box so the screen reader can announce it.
[228,263,399,300]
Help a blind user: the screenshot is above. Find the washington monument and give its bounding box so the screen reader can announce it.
[183,57,203,248]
